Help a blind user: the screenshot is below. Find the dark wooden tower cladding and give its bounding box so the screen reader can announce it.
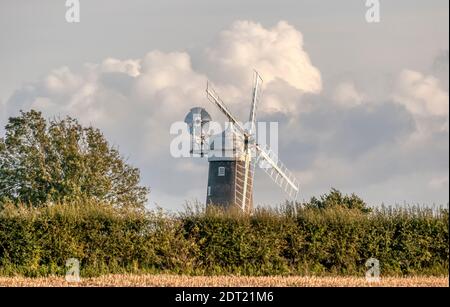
[206,159,254,212]
[206,160,236,208]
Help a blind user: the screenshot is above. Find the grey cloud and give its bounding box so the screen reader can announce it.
[323,103,416,159]
[275,99,416,163]
[432,50,449,91]
[99,72,134,96]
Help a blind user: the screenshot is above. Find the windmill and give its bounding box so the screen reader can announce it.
[184,71,300,213]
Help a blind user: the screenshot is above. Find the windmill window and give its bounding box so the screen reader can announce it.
[218,166,225,176]
[207,186,211,196]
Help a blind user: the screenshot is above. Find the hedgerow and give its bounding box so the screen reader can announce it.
[0,200,447,277]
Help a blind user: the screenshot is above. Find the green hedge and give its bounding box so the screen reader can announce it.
[0,202,448,277]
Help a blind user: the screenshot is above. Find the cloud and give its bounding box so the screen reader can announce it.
[259,67,447,205]
[429,175,449,190]
[393,69,449,117]
[431,50,449,91]
[101,58,141,77]
[134,51,205,113]
[205,21,322,94]
[332,82,365,108]
[45,67,83,95]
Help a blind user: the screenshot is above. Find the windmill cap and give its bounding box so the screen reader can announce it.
[208,123,246,161]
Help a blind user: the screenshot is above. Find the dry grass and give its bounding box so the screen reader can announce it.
[0,275,448,287]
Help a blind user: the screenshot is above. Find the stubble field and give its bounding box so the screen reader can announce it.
[0,275,448,287]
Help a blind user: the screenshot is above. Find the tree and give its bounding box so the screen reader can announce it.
[0,110,149,208]
[305,188,372,213]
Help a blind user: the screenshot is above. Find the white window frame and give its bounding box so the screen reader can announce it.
[218,166,225,176]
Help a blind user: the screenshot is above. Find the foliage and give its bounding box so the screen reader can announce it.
[0,110,148,208]
[303,188,372,213]
[0,199,447,277]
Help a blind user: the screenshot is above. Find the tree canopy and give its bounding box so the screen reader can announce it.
[0,110,148,208]
[305,188,372,213]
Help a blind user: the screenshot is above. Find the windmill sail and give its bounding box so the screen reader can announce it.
[234,150,255,212]
[235,72,263,212]
[206,82,247,136]
[248,71,263,136]
[256,144,299,201]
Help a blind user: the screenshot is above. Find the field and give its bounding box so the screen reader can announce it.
[0,274,448,287]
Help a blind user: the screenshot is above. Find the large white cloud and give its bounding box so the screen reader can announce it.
[205,20,322,94]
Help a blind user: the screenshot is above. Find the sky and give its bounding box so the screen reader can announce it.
[0,0,448,210]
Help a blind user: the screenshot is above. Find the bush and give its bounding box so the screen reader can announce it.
[0,200,447,277]
[303,188,372,213]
